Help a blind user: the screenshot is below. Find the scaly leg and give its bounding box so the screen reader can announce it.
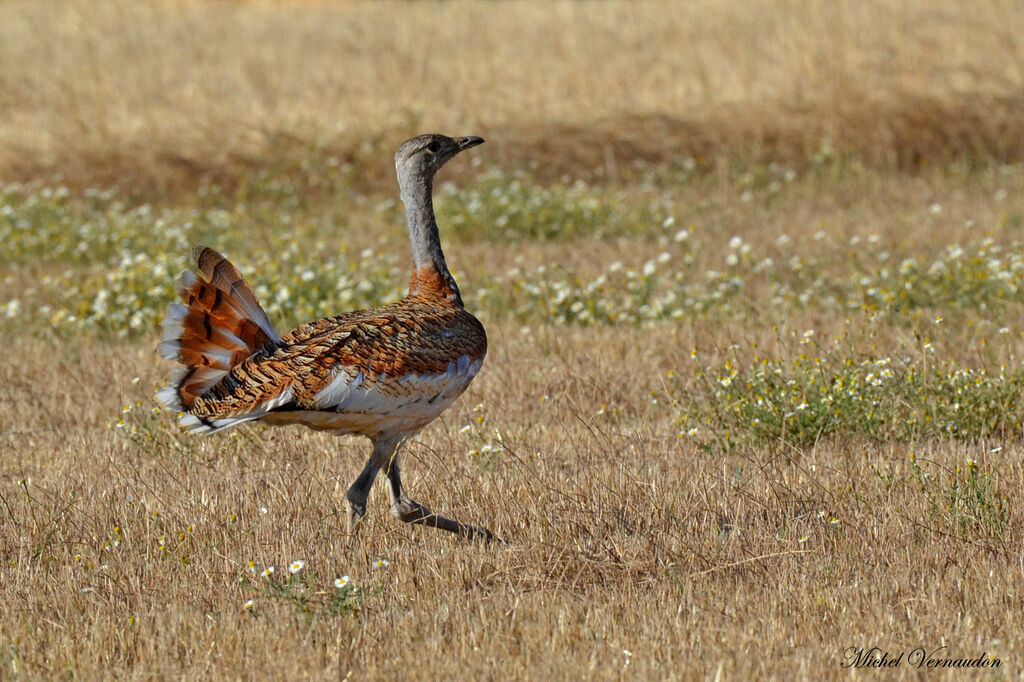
[384,450,499,542]
[346,437,402,532]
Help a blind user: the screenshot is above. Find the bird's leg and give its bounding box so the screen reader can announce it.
[346,438,400,532]
[345,460,379,531]
[384,453,498,542]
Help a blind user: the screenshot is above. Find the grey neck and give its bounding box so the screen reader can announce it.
[398,166,462,304]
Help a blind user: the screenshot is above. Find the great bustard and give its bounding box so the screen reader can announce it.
[157,134,496,541]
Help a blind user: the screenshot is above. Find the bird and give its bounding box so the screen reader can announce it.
[156,134,496,541]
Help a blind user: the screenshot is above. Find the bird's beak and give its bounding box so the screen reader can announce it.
[456,136,485,152]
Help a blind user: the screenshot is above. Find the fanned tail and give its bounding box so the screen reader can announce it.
[157,247,279,420]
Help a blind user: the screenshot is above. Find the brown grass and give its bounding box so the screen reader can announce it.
[3,319,1022,679]
[4,164,1024,678]
[2,0,1024,195]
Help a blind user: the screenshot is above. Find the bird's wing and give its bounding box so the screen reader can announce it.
[181,302,486,431]
[280,304,487,411]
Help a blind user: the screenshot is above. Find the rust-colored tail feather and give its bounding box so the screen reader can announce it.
[191,246,278,339]
[157,247,279,413]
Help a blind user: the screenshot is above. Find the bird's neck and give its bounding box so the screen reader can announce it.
[399,170,463,306]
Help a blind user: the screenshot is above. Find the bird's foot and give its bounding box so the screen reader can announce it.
[391,496,502,543]
[346,500,366,533]
[460,524,504,544]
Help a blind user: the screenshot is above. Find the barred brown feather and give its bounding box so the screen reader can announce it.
[158,247,279,411]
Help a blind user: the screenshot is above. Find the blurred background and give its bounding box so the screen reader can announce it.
[1,0,1021,194]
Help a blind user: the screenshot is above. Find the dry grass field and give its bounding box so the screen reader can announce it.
[3,1,1024,679]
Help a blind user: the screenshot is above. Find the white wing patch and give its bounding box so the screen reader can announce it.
[310,354,483,420]
[310,369,366,409]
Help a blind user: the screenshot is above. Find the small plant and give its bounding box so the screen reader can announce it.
[670,323,1024,452]
[909,452,1009,539]
[239,559,383,620]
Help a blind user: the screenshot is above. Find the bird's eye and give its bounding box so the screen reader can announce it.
[426,141,440,154]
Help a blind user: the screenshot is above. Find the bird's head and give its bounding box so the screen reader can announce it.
[394,134,484,179]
